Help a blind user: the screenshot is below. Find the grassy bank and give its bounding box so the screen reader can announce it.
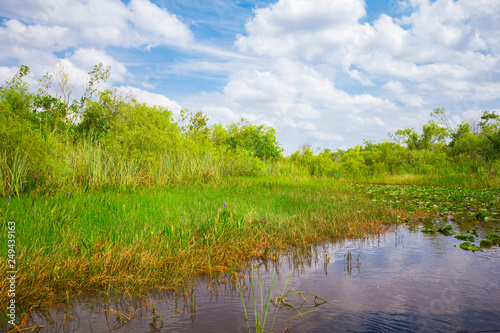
[0,176,407,327]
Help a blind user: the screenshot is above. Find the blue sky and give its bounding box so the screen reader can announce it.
[1,0,499,153]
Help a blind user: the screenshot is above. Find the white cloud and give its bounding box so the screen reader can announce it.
[211,0,500,150]
[128,0,193,48]
[0,66,23,85]
[312,131,344,142]
[0,0,193,50]
[383,80,424,107]
[116,86,182,113]
[67,48,128,83]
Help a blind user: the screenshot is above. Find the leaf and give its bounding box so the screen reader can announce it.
[455,234,475,242]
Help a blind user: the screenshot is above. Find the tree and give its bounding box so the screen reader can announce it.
[479,110,500,155]
[102,100,180,161]
[77,89,122,140]
[419,120,449,150]
[186,111,210,139]
[226,119,283,160]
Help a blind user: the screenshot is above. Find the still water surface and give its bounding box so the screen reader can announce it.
[30,224,500,333]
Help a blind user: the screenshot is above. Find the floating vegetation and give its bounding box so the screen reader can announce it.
[437,225,453,234]
[480,238,494,247]
[475,212,487,221]
[455,234,475,242]
[466,227,479,235]
[486,234,500,245]
[351,183,500,253]
[352,183,500,224]
[456,242,483,251]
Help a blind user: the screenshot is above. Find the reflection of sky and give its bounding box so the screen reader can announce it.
[28,227,500,333]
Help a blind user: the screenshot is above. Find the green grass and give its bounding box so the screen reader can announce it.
[0,176,406,328]
[342,159,500,188]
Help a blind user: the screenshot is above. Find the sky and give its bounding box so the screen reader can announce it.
[1,0,499,154]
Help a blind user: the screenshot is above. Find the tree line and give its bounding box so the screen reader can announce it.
[1,64,499,195]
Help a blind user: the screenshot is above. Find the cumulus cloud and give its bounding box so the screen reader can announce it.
[116,86,182,114]
[0,0,189,109]
[0,0,193,50]
[197,0,499,151]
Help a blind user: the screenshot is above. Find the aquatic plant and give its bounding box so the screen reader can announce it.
[437,225,453,234]
[238,270,279,333]
[237,269,328,333]
[456,242,483,251]
[353,183,500,226]
[455,234,475,242]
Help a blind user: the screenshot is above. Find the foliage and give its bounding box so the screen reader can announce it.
[289,107,500,186]
[0,65,287,195]
[290,145,338,177]
[2,64,500,194]
[225,119,283,160]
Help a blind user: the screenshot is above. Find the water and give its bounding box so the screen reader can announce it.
[23,225,500,333]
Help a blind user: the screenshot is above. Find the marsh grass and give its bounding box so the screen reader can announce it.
[346,159,500,188]
[238,270,279,333]
[238,268,329,333]
[0,177,408,328]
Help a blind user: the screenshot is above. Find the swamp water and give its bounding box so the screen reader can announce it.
[22,223,500,333]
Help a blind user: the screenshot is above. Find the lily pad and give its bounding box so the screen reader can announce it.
[455,234,475,242]
[486,234,500,245]
[459,242,472,249]
[480,238,493,247]
[437,225,453,233]
[458,242,483,251]
[421,228,435,233]
[466,227,479,235]
[493,228,500,232]
[475,212,487,221]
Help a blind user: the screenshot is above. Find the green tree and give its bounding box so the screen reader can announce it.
[226,119,282,160]
[77,90,122,140]
[0,65,64,195]
[103,100,180,161]
[479,110,500,156]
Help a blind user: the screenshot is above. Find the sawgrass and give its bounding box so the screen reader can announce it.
[0,176,406,328]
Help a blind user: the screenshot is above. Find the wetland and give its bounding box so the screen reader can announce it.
[3,182,500,333]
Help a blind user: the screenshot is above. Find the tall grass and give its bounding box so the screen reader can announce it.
[0,150,29,197]
[348,159,500,188]
[238,270,279,333]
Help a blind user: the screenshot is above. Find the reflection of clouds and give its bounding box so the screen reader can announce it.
[283,228,500,322]
[25,228,500,332]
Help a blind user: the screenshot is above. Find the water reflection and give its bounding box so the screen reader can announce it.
[23,224,500,333]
